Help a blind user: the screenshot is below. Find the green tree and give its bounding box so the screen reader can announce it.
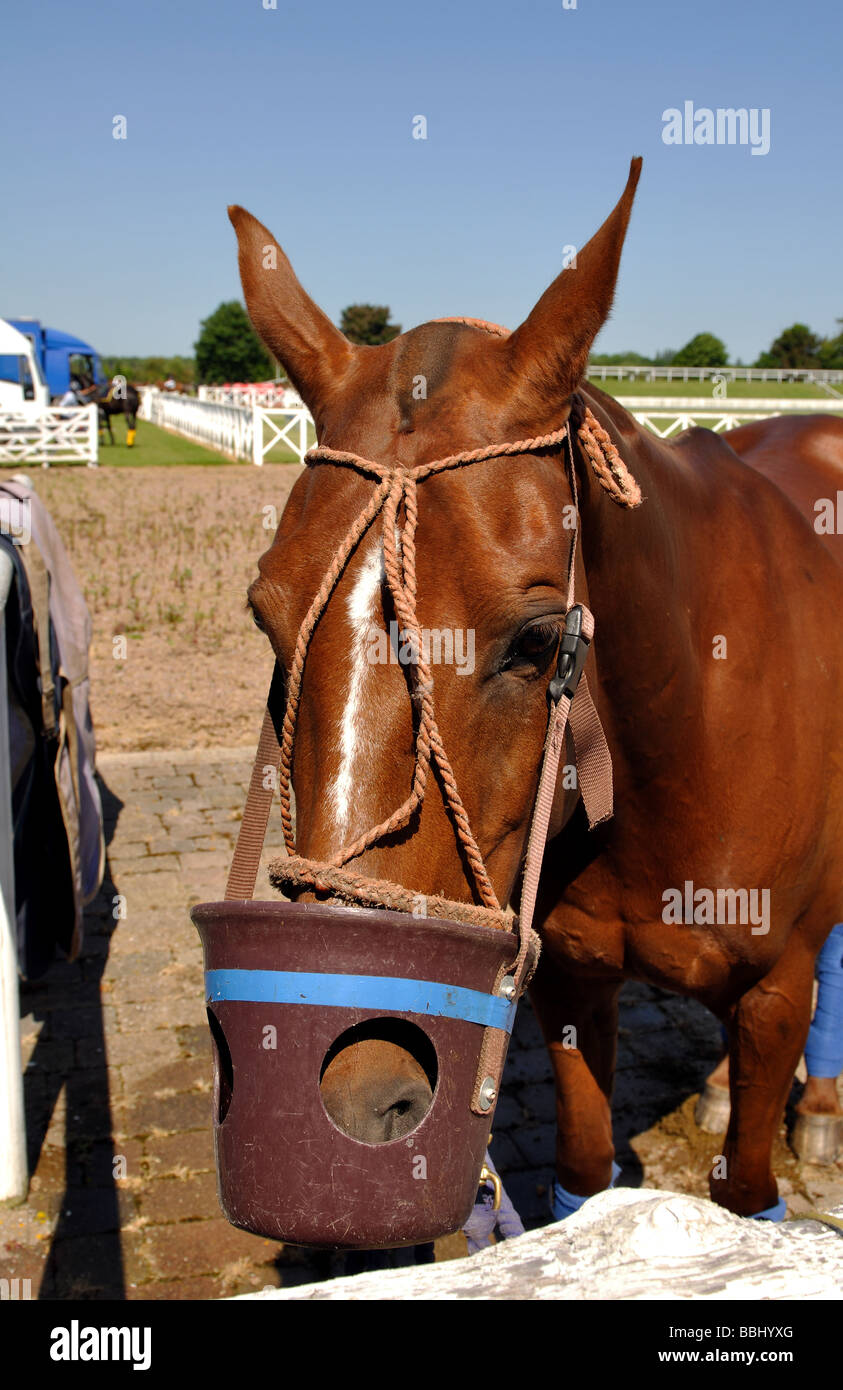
[589,351,653,366]
[755,323,823,369]
[672,333,728,368]
[102,356,197,386]
[340,304,401,346]
[816,319,843,370]
[818,333,843,370]
[194,302,273,383]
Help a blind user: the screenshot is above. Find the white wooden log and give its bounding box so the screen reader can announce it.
[235,1190,843,1301]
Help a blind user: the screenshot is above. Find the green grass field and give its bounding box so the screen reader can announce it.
[592,376,842,401]
[95,419,307,466]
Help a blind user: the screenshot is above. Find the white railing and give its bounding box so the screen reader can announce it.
[142,389,843,457]
[252,407,313,465]
[140,389,314,463]
[0,405,98,467]
[141,390,255,460]
[618,397,843,412]
[617,396,843,439]
[589,365,843,385]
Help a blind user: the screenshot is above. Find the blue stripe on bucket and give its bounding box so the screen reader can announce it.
[205,968,516,1032]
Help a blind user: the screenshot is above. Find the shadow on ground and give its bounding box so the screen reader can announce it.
[18,776,126,1299]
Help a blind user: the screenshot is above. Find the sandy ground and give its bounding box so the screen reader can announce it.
[7,463,303,753]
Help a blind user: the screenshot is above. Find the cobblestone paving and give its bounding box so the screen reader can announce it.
[2,750,841,1300]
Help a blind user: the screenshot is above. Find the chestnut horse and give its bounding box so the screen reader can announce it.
[231,157,843,1220]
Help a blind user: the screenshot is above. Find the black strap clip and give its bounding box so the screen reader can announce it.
[547,605,590,706]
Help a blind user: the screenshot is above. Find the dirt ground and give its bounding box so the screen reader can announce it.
[7,462,303,753]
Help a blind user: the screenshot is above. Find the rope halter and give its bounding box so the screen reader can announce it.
[250,403,639,980]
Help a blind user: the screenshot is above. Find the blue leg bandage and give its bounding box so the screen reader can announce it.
[749,1196,787,1222]
[805,924,843,1079]
[551,1161,622,1221]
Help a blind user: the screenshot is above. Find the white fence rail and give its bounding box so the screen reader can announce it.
[0,405,98,467]
[141,390,255,460]
[140,390,313,463]
[253,407,312,465]
[590,365,843,385]
[141,389,843,459]
[617,396,843,439]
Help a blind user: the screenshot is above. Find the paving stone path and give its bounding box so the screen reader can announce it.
[2,749,840,1300]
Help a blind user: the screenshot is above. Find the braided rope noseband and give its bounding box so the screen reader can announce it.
[258,401,639,987]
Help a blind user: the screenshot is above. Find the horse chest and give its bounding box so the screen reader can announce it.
[541,902,738,999]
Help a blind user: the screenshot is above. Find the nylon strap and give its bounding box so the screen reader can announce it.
[569,673,614,829]
[224,702,281,901]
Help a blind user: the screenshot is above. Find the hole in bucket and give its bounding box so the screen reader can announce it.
[319,1018,438,1144]
[207,1007,234,1124]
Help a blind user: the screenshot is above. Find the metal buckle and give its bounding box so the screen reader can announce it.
[547,605,590,706]
[479,1163,502,1211]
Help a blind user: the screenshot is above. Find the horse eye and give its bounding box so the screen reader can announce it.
[250,607,266,633]
[503,621,560,671]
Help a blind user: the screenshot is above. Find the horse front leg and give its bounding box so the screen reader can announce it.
[529,952,621,1216]
[711,939,815,1219]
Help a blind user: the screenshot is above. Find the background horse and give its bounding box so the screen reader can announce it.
[79,376,140,446]
[230,157,843,1222]
[700,413,843,1163]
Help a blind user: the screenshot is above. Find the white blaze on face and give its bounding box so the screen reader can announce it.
[327,541,386,833]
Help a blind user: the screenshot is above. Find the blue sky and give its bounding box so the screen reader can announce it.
[2,0,840,363]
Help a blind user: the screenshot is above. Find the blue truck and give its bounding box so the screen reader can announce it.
[3,319,106,401]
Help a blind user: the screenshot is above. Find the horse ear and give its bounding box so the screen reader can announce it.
[505,158,642,404]
[227,205,356,412]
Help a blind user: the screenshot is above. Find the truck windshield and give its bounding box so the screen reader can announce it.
[0,354,29,387]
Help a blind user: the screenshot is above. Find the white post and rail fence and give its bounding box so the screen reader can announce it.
[615,396,843,438]
[0,389,838,471]
[1,374,839,471]
[139,389,314,464]
[587,365,843,387]
[140,388,843,460]
[0,405,99,468]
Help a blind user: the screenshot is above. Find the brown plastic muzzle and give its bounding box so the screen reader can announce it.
[191,899,519,1249]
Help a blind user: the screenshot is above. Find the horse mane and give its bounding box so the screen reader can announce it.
[432,316,510,337]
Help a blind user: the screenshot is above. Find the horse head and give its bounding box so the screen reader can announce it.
[231,158,642,1142]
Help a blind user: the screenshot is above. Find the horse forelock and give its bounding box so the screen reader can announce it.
[312,319,513,462]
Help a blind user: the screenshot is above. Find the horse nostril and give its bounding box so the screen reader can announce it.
[379,1098,412,1118]
[377,1084,433,1141]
